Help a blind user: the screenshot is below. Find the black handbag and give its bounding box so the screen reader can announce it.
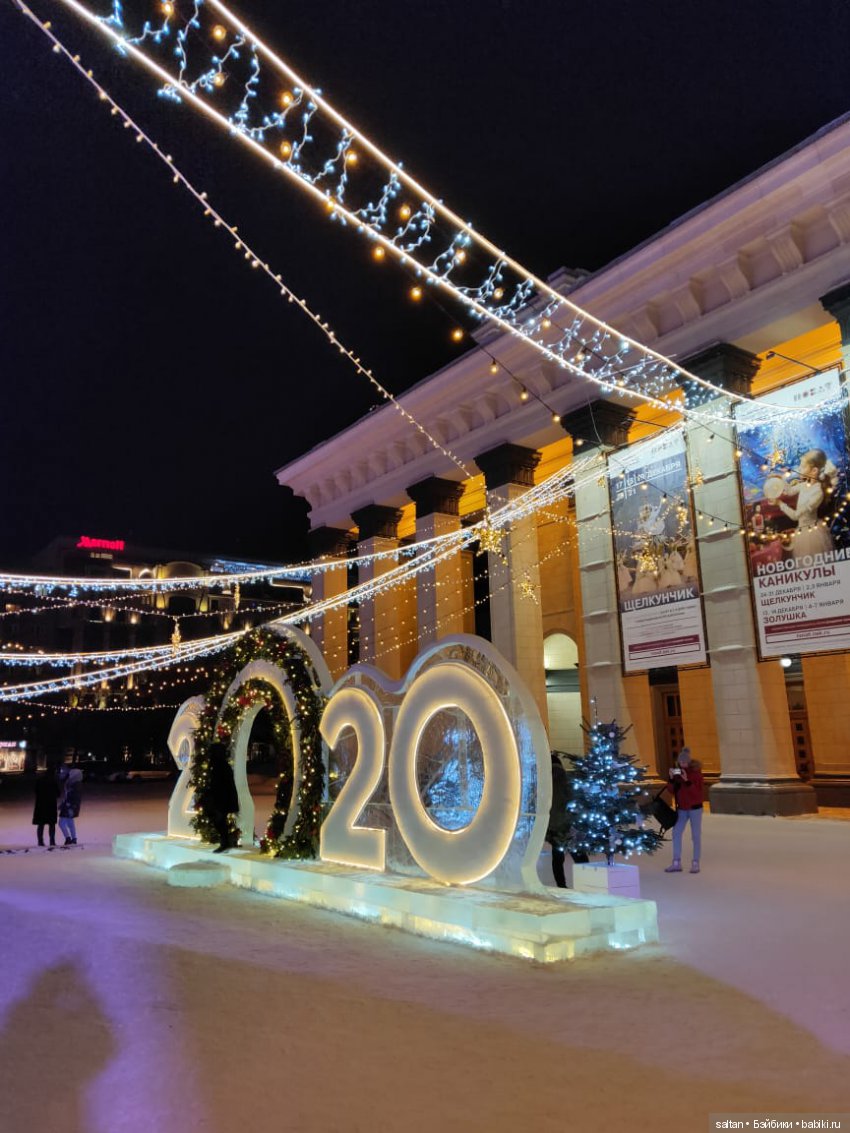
[649,788,678,832]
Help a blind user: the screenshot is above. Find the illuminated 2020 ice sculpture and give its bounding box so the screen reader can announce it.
[320,635,550,892]
[115,628,658,961]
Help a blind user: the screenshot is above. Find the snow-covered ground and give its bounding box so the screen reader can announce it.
[1,785,848,1132]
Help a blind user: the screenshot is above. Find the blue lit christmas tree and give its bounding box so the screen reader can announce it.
[567,719,662,864]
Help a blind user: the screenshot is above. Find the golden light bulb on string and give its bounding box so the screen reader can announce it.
[493,287,505,300]
[279,140,292,159]
[399,203,412,221]
[409,285,423,302]
[541,317,552,329]
[161,1,174,15]
[345,150,359,166]
[489,360,499,374]
[280,90,294,107]
[212,72,225,88]
[451,327,464,343]
[211,24,227,41]
[519,387,529,402]
[454,249,467,264]
[372,245,386,262]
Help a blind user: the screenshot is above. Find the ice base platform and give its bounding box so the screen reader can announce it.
[114,832,658,963]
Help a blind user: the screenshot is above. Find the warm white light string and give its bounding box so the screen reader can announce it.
[11,0,476,481]
[27,0,847,431]
[0,448,614,638]
[0,630,244,701]
[0,595,291,619]
[0,631,242,667]
[0,421,751,652]
[0,432,747,693]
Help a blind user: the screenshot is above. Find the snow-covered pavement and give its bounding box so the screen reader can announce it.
[0,786,848,1132]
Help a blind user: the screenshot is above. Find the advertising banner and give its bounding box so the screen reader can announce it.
[735,369,850,658]
[608,430,707,672]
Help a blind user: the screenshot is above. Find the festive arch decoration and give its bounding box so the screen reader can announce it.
[173,625,331,857]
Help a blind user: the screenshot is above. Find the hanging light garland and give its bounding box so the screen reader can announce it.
[17,0,845,432]
[0,629,244,702]
[10,0,475,481]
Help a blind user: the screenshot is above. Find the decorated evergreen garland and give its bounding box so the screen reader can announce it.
[189,627,327,859]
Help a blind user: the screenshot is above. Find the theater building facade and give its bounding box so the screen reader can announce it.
[277,114,850,814]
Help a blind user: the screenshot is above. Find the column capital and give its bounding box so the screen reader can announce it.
[475,443,540,490]
[820,280,850,340]
[406,475,465,518]
[559,400,633,450]
[680,343,759,407]
[352,504,403,542]
[308,525,354,559]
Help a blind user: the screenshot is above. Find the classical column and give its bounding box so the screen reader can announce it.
[307,526,352,682]
[682,344,816,815]
[475,443,548,728]
[352,504,411,679]
[799,285,850,804]
[406,476,466,645]
[560,402,653,759]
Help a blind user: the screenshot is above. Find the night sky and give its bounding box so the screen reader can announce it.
[3,0,850,569]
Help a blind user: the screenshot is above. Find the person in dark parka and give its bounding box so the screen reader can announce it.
[546,751,588,888]
[32,768,60,847]
[205,743,240,853]
[58,767,83,845]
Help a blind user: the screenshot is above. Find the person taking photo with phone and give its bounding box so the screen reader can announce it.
[664,747,704,874]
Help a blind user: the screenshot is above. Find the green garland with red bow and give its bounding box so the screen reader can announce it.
[189,627,327,858]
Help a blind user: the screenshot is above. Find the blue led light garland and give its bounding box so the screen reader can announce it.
[32,0,828,422]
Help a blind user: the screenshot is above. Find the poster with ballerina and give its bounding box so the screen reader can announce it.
[734,368,850,658]
[608,428,708,672]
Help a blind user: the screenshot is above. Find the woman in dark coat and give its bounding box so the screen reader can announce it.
[32,768,60,847]
[205,743,240,853]
[546,752,588,888]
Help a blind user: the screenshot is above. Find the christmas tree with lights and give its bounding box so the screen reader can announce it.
[567,719,662,864]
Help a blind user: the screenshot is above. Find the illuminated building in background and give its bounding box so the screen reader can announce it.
[3,536,309,715]
[277,114,850,813]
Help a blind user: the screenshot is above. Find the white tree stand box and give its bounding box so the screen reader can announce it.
[572,862,641,899]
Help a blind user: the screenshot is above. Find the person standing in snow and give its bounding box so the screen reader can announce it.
[58,767,83,846]
[32,766,60,847]
[664,747,704,874]
[546,751,588,888]
[205,743,240,853]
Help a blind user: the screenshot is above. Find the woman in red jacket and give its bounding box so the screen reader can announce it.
[664,747,704,874]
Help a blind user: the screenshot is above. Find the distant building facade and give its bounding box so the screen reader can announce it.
[3,534,309,712]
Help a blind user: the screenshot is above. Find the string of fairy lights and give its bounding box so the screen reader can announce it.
[11,0,475,483]
[0,630,246,702]
[1,415,840,683]
[0,451,586,700]
[2,392,845,658]
[14,0,848,433]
